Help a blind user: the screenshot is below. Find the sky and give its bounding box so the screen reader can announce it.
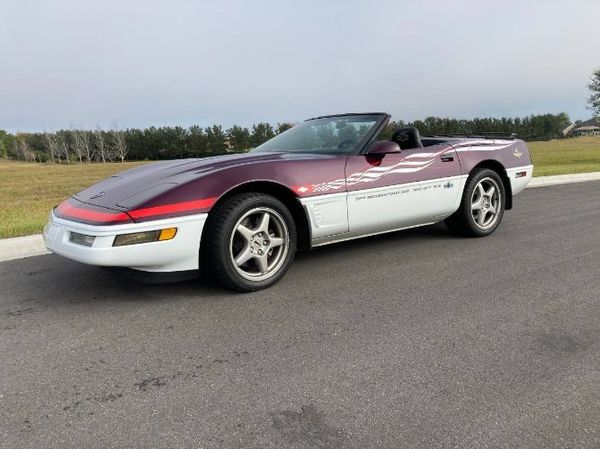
[1,0,599,132]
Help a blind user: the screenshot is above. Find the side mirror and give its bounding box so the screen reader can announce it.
[367,140,401,155]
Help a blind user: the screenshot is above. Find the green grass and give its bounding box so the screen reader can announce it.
[529,136,600,176]
[0,160,145,238]
[0,136,599,238]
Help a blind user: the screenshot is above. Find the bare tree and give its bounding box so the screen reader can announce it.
[16,134,35,162]
[94,127,108,163]
[14,134,24,160]
[56,131,70,164]
[44,132,59,163]
[110,125,128,163]
[71,127,84,164]
[81,130,93,163]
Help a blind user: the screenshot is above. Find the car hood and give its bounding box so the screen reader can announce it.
[73,152,319,211]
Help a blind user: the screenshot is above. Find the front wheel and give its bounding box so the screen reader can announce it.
[204,193,297,292]
[445,168,506,237]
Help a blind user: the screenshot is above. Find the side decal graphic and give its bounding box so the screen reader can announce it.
[453,142,514,152]
[297,148,450,194]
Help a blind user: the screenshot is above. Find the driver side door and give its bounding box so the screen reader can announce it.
[345,144,464,234]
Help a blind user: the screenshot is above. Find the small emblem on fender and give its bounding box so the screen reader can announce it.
[90,191,105,199]
[443,181,454,189]
[513,148,523,158]
[295,186,312,194]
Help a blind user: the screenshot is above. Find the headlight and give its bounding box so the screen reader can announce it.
[113,228,177,247]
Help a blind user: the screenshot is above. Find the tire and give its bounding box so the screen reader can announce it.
[203,193,297,292]
[445,168,506,237]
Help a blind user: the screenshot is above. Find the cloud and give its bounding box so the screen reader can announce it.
[1,0,599,131]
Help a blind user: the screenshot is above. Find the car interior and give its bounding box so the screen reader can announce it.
[390,127,424,150]
[388,127,457,149]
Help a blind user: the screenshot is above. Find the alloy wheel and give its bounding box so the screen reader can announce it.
[229,207,290,282]
[471,177,502,230]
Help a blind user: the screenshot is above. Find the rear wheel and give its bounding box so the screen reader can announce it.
[445,168,506,237]
[204,193,297,292]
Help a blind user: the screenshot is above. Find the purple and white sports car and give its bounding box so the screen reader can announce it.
[44,113,533,291]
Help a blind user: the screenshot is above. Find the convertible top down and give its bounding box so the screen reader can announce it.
[44,113,533,291]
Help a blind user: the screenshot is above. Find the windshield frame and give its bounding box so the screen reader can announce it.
[251,113,390,156]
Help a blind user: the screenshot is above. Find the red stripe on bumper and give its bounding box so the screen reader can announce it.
[128,197,218,220]
[56,197,218,224]
[56,201,131,224]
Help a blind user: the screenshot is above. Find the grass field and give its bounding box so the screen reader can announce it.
[1,136,599,238]
[528,136,600,176]
[0,161,145,238]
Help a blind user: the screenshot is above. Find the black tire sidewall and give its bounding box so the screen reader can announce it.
[209,193,297,291]
[461,169,506,237]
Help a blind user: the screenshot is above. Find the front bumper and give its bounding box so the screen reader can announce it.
[43,211,208,272]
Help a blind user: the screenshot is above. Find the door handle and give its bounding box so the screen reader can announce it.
[441,153,454,162]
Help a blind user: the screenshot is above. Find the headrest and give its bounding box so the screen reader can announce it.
[390,127,423,150]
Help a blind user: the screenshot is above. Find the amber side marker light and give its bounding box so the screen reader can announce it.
[113,228,177,247]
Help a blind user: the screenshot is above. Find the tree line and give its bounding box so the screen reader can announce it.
[0,112,571,163]
[380,113,571,141]
[0,123,293,163]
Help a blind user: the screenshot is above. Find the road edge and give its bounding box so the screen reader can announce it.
[527,171,600,188]
[1,171,599,262]
[0,234,49,263]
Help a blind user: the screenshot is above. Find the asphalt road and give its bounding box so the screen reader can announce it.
[1,182,599,449]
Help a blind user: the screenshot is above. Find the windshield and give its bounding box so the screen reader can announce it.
[251,114,383,154]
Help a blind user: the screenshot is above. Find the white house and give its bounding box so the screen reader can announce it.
[563,118,600,136]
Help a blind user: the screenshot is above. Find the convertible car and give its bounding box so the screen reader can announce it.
[44,113,533,291]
